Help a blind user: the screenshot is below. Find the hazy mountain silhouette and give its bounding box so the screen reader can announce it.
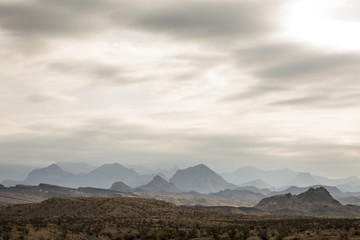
[56,162,96,174]
[136,175,182,194]
[10,163,154,189]
[289,172,318,187]
[110,182,134,192]
[170,164,236,193]
[0,164,36,182]
[209,189,264,201]
[81,163,141,188]
[235,186,271,196]
[24,164,75,186]
[221,167,298,187]
[239,179,274,189]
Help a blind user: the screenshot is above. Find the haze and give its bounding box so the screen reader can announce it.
[0,0,359,178]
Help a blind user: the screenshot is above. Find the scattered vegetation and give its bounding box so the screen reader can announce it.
[1,197,360,239]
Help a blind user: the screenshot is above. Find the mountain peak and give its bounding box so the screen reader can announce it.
[137,175,182,194]
[298,187,339,204]
[110,182,133,192]
[191,164,211,171]
[47,164,63,171]
[170,164,235,193]
[152,175,167,183]
[289,172,318,187]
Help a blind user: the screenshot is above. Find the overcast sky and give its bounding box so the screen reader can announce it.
[0,0,359,177]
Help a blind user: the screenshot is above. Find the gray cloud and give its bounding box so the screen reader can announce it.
[48,61,146,85]
[271,93,360,109]
[27,92,76,104]
[0,0,284,53]
[0,0,109,37]
[221,43,360,109]
[125,0,282,42]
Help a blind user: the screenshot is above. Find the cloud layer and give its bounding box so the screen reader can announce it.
[0,0,359,177]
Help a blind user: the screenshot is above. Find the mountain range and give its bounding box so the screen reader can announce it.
[2,162,360,206]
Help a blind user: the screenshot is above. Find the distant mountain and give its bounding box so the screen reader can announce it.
[0,164,37,182]
[136,176,182,194]
[269,185,348,198]
[10,163,153,189]
[221,167,298,188]
[209,189,264,201]
[337,184,360,193]
[1,180,23,187]
[239,179,274,189]
[288,172,318,187]
[110,182,134,192]
[124,165,179,179]
[235,186,271,196]
[170,164,236,194]
[24,164,75,186]
[56,162,96,174]
[81,163,141,188]
[254,187,360,217]
[314,175,360,186]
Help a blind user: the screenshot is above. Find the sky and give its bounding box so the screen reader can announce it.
[0,0,359,177]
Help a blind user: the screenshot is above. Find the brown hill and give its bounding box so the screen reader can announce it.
[0,197,228,220]
[255,187,360,217]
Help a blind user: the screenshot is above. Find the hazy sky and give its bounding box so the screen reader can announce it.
[0,0,359,177]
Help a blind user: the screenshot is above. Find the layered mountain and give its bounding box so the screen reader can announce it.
[235,186,271,196]
[209,189,264,201]
[79,163,141,188]
[239,179,274,189]
[170,164,236,194]
[289,172,318,187]
[221,167,298,188]
[136,175,182,194]
[55,162,96,174]
[6,163,153,189]
[24,164,75,186]
[0,164,36,183]
[255,187,360,217]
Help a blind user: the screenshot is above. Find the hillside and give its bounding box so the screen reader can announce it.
[2,197,360,240]
[0,197,209,219]
[255,187,360,217]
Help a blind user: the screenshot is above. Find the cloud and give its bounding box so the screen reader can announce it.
[124,0,282,42]
[0,0,285,53]
[27,92,77,104]
[48,61,143,85]
[0,0,109,37]
[334,0,360,22]
[220,42,360,109]
[271,93,360,109]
